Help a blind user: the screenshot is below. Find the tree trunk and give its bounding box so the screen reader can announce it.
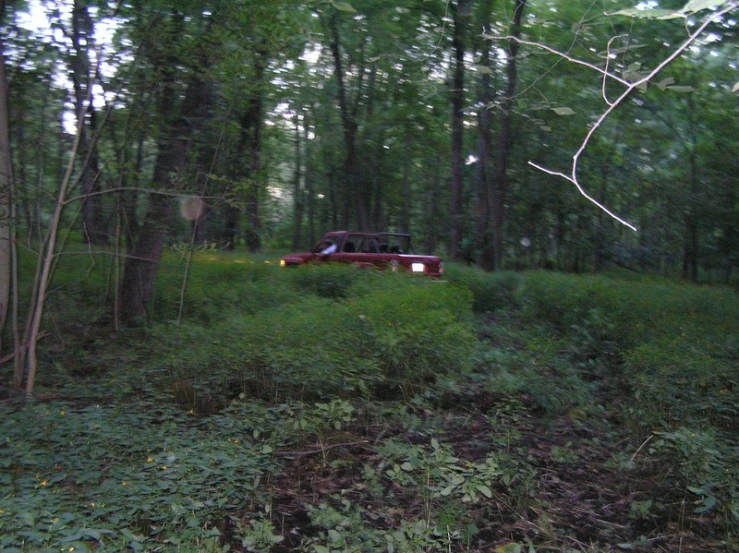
[491,0,526,270]
[682,143,699,282]
[72,0,106,244]
[304,110,316,246]
[119,57,205,322]
[592,161,609,272]
[0,32,12,350]
[329,15,367,230]
[424,157,442,254]
[223,205,240,251]
[292,110,304,250]
[449,0,469,261]
[236,48,266,253]
[476,0,495,270]
[400,132,411,234]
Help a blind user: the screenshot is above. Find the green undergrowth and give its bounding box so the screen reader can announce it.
[155,273,476,402]
[2,252,738,551]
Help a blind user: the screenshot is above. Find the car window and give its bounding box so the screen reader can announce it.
[344,234,367,253]
[361,238,379,253]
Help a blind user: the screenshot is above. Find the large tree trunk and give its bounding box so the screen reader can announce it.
[329,15,367,230]
[119,62,206,322]
[491,0,526,270]
[449,0,469,261]
[235,47,266,252]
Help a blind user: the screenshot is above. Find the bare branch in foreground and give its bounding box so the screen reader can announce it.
[487,2,737,231]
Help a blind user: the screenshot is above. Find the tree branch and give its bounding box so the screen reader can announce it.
[486,2,737,231]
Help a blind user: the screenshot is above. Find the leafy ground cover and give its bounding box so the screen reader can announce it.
[1,253,738,552]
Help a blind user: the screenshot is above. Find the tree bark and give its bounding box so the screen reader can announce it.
[491,0,526,270]
[329,14,367,230]
[304,109,316,246]
[72,0,106,244]
[476,0,495,270]
[292,110,305,250]
[682,139,699,282]
[400,132,411,234]
[236,47,266,252]
[119,42,206,321]
[0,32,12,351]
[449,0,469,261]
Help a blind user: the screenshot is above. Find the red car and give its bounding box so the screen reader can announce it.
[280,231,444,277]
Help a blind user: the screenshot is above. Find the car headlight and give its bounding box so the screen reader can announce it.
[280,259,286,267]
[411,263,425,273]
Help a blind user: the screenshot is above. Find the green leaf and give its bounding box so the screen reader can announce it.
[694,495,717,514]
[17,512,35,526]
[609,8,684,19]
[332,1,357,12]
[667,85,696,93]
[552,107,576,116]
[476,484,493,498]
[120,528,145,542]
[681,0,727,14]
[656,77,676,90]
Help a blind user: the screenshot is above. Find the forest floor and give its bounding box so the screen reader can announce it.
[2,265,737,552]
[5,377,723,553]
[254,393,722,553]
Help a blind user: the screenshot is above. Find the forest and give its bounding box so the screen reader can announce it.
[0,0,738,552]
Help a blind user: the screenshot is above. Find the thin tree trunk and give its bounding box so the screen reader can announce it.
[476,0,495,270]
[491,0,526,270]
[682,142,699,282]
[292,110,304,250]
[424,157,442,254]
[400,132,411,234]
[449,0,469,261]
[23,96,90,395]
[593,171,608,272]
[72,0,106,244]
[0,32,12,351]
[304,110,316,246]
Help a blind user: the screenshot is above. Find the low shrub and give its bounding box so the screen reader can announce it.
[638,427,739,535]
[156,277,477,402]
[281,263,369,300]
[444,264,522,313]
[623,336,738,432]
[152,253,296,322]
